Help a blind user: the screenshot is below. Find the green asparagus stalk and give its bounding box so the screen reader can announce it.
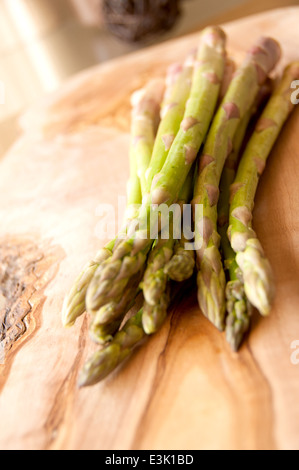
[62,79,163,328]
[88,268,144,344]
[79,272,183,387]
[91,169,194,338]
[85,26,227,323]
[130,79,165,199]
[66,63,194,332]
[228,62,299,316]
[89,80,164,343]
[88,74,182,341]
[90,70,194,344]
[163,169,196,283]
[78,309,146,387]
[141,235,174,308]
[79,252,195,387]
[164,234,195,282]
[218,112,254,350]
[219,116,254,349]
[142,287,171,335]
[149,27,226,207]
[219,82,273,350]
[89,319,124,346]
[218,57,236,104]
[141,168,195,334]
[194,36,281,331]
[144,53,195,194]
[225,274,253,351]
[61,240,115,327]
[141,167,194,305]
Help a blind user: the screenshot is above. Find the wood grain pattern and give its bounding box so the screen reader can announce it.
[0,7,299,450]
[0,236,64,377]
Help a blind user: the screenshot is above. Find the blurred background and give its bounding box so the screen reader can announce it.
[0,0,297,156]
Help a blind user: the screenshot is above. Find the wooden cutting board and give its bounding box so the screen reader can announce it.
[1,7,299,450]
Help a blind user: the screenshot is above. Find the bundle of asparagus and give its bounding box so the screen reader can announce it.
[62,25,299,387]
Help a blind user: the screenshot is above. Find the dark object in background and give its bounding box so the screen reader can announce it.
[102,0,181,43]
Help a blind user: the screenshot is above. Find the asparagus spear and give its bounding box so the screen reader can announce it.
[219,82,273,350]
[63,60,194,331]
[218,113,254,350]
[89,68,195,341]
[142,166,194,302]
[62,79,163,328]
[144,53,195,194]
[141,235,174,308]
[89,268,144,344]
[89,64,196,338]
[218,57,236,104]
[78,309,146,387]
[228,62,299,316]
[163,169,196,283]
[141,234,195,335]
[89,319,124,346]
[61,240,115,328]
[85,26,227,322]
[79,273,182,387]
[225,273,253,351]
[164,234,195,282]
[193,36,281,331]
[141,168,195,334]
[142,287,171,335]
[130,79,165,199]
[79,241,195,387]
[88,253,146,344]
